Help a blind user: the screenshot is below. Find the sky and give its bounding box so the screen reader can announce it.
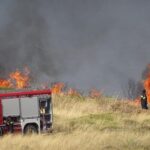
[0,0,150,96]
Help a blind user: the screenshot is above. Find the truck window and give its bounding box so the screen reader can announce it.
[39,97,50,114]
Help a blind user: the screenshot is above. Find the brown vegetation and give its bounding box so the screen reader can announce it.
[0,95,150,150]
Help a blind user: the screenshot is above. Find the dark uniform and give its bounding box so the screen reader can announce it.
[5,117,14,133]
[140,89,148,109]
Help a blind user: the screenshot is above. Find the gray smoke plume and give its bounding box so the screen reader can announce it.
[0,0,150,96]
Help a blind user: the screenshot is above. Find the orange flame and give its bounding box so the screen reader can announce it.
[89,88,101,98]
[52,82,81,96]
[0,68,30,89]
[51,82,65,94]
[67,88,81,96]
[144,76,150,103]
[10,70,29,89]
[51,82,102,98]
[144,65,150,103]
[0,79,12,88]
[134,97,141,106]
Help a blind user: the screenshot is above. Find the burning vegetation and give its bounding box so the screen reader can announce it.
[0,67,102,98]
[0,67,30,89]
[51,82,102,98]
[51,82,82,97]
[143,64,150,103]
[1,64,150,103]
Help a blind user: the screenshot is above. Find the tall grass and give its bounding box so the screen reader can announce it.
[1,95,150,150]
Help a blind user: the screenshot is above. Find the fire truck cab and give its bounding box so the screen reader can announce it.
[0,89,53,135]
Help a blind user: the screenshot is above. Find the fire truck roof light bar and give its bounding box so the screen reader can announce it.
[0,89,52,98]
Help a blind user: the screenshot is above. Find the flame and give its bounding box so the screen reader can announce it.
[134,97,140,106]
[143,64,150,103]
[67,88,81,96]
[52,82,102,98]
[89,88,101,98]
[0,79,12,88]
[52,82,81,96]
[144,78,150,102]
[51,82,65,94]
[10,70,29,89]
[0,68,30,89]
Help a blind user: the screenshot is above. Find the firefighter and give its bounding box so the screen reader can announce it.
[140,89,148,109]
[6,117,14,133]
[40,107,45,114]
[40,106,46,130]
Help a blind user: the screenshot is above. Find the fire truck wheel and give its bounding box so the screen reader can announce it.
[24,125,38,135]
[0,127,3,136]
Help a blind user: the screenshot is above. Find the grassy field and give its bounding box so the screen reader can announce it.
[1,95,150,150]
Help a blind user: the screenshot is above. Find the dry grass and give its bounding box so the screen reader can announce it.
[1,95,150,150]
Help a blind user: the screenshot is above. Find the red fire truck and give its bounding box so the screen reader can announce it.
[0,89,53,135]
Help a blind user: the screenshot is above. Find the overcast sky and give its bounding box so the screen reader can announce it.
[0,0,149,96]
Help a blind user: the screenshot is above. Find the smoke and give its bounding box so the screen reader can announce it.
[0,0,58,81]
[0,0,150,96]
